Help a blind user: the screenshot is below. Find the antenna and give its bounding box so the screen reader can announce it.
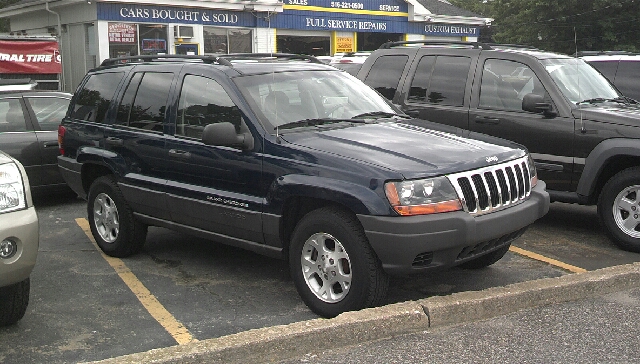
[574,26,585,133]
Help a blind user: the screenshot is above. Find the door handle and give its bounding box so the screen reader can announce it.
[168,149,191,159]
[43,141,58,148]
[474,116,500,124]
[105,137,124,146]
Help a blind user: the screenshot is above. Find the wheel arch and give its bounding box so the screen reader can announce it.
[577,139,640,204]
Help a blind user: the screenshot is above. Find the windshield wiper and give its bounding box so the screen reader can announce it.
[350,111,410,119]
[277,118,362,130]
[577,97,629,105]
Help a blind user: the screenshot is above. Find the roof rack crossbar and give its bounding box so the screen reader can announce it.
[379,40,493,50]
[100,54,233,67]
[221,53,324,64]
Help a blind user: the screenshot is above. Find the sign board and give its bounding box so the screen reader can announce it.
[335,36,354,52]
[0,40,62,74]
[109,23,137,44]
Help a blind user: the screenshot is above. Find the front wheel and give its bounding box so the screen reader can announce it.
[598,167,640,253]
[289,207,388,318]
[87,176,147,257]
[0,278,29,326]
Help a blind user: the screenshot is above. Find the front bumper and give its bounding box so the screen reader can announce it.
[358,181,549,275]
[0,206,39,287]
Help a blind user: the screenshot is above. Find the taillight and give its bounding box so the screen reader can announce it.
[58,125,66,155]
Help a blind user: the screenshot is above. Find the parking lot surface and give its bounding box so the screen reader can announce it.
[1,193,639,363]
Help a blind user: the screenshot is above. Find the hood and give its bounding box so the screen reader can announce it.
[576,102,640,127]
[279,121,526,180]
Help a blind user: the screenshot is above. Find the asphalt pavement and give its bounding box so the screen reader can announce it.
[88,262,640,364]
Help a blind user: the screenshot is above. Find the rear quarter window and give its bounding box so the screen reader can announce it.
[362,55,408,100]
[70,72,124,123]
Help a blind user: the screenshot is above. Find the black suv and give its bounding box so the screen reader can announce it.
[357,41,640,253]
[58,54,548,317]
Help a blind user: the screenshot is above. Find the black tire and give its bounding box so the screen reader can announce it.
[289,206,389,318]
[598,167,640,253]
[0,278,30,326]
[458,244,511,269]
[87,175,147,257]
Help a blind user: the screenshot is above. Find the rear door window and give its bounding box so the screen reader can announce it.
[70,72,124,123]
[362,55,408,100]
[116,72,173,132]
[0,98,27,132]
[26,97,70,131]
[408,55,470,106]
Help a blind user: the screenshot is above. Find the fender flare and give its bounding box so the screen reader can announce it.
[577,138,640,198]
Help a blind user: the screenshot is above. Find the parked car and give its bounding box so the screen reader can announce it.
[58,53,548,317]
[0,80,72,193]
[0,150,39,326]
[330,51,371,75]
[356,41,640,252]
[581,53,640,101]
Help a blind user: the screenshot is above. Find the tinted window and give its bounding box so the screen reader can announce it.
[587,60,618,81]
[363,55,408,100]
[426,56,470,106]
[408,56,436,102]
[127,72,173,132]
[614,61,640,100]
[0,98,26,132]
[26,97,70,131]
[479,59,547,112]
[71,72,124,123]
[115,73,143,126]
[176,75,241,139]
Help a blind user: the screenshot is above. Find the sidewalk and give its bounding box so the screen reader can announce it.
[88,262,640,364]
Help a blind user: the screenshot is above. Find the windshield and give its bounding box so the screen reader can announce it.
[541,58,620,104]
[233,70,396,132]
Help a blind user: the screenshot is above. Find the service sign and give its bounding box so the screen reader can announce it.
[0,40,62,74]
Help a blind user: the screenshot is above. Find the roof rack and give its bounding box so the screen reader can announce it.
[100,54,233,67]
[222,53,325,64]
[379,40,493,50]
[574,50,638,57]
[485,43,539,50]
[99,53,325,68]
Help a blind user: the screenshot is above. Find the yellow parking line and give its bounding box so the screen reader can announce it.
[76,218,197,345]
[510,245,587,273]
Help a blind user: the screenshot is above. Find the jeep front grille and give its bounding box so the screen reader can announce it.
[447,156,532,216]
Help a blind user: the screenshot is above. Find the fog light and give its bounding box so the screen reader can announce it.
[0,238,17,259]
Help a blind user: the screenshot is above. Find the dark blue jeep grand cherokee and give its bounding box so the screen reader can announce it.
[57,54,549,317]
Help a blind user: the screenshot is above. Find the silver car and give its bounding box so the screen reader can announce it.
[0,150,39,326]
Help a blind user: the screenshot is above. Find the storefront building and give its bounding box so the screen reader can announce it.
[0,0,490,92]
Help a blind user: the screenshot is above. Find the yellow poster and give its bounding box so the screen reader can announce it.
[336,37,354,53]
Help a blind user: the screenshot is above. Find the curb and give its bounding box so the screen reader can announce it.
[88,262,640,364]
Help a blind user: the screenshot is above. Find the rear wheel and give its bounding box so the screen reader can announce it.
[0,278,29,326]
[289,207,388,318]
[598,167,640,252]
[87,176,147,257]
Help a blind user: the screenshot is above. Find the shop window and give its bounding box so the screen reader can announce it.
[108,22,138,58]
[140,24,168,55]
[276,36,330,56]
[204,27,252,54]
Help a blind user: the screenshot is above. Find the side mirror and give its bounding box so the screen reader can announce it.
[522,93,555,116]
[202,122,254,150]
